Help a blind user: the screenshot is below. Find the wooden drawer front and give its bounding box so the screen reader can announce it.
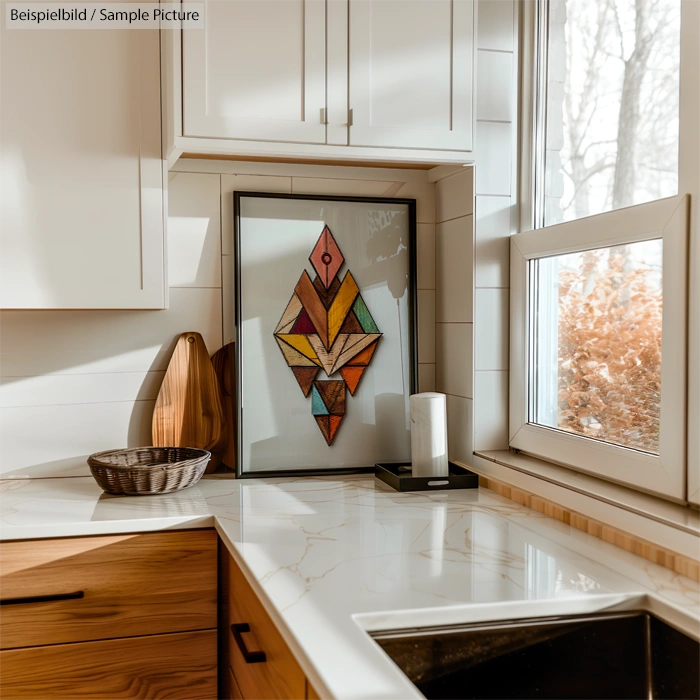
[0,629,217,699]
[226,554,305,700]
[0,530,217,649]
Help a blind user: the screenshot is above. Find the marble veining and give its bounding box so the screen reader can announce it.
[1,475,698,699]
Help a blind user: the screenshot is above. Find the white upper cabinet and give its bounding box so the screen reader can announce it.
[0,0,165,309]
[347,0,474,151]
[173,0,475,160]
[183,0,327,143]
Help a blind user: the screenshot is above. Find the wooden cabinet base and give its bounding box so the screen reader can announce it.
[0,630,217,700]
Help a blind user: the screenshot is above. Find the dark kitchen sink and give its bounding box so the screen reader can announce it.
[372,611,699,699]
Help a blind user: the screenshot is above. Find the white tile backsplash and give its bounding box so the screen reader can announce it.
[474,371,509,451]
[291,177,393,197]
[0,287,224,377]
[418,364,436,393]
[476,50,514,123]
[475,289,509,371]
[446,394,474,465]
[436,323,473,398]
[0,372,163,408]
[475,195,511,288]
[416,224,436,290]
[418,290,436,364]
[436,216,474,323]
[436,169,474,223]
[476,0,515,52]
[473,121,513,196]
[392,180,437,224]
[0,400,155,478]
[168,172,221,288]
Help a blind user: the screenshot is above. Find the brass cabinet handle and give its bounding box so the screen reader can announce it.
[231,622,267,663]
[0,591,84,606]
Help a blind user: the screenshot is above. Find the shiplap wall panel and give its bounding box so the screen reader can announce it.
[436,169,474,222]
[0,401,155,478]
[416,224,436,290]
[474,289,509,371]
[446,394,474,465]
[168,173,222,288]
[436,322,473,399]
[474,371,509,451]
[0,289,223,378]
[435,169,475,466]
[0,372,163,408]
[476,0,514,51]
[474,195,511,288]
[472,0,518,453]
[436,215,474,323]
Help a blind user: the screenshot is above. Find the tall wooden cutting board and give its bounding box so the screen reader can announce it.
[152,332,225,472]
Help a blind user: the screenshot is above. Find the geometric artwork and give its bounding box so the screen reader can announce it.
[274,225,382,445]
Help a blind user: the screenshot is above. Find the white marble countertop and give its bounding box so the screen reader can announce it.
[1,474,698,699]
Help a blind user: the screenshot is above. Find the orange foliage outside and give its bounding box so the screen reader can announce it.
[557,247,662,453]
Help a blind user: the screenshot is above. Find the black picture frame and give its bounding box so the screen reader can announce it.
[233,192,418,478]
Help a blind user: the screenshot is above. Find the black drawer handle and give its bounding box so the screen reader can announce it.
[231,623,266,663]
[0,590,84,606]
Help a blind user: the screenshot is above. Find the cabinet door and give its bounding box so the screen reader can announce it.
[183,0,326,143]
[348,0,474,151]
[221,543,306,700]
[0,0,164,309]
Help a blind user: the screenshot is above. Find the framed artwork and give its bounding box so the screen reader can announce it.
[234,193,417,477]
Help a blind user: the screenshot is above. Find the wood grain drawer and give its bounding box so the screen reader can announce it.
[228,665,244,700]
[0,530,217,649]
[222,548,306,700]
[0,629,217,699]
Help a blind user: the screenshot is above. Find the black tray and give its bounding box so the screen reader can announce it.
[375,462,479,492]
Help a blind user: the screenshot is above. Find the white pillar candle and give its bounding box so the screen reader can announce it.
[410,392,449,478]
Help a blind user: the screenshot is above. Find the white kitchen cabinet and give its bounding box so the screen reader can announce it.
[183,0,327,144]
[348,0,474,151]
[0,0,165,309]
[172,0,474,162]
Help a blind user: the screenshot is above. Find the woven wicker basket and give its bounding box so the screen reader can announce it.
[87,447,210,496]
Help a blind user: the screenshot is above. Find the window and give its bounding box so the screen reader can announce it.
[512,0,696,501]
[541,0,681,227]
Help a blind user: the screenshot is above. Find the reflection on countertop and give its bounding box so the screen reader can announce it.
[1,474,698,699]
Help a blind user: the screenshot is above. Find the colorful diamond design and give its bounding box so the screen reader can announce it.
[274,226,382,445]
[310,225,344,289]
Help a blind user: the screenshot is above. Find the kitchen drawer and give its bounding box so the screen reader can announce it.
[0,629,217,699]
[228,665,244,700]
[224,549,306,700]
[0,530,217,649]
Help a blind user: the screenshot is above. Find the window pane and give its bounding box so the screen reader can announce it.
[544,0,681,226]
[530,239,663,454]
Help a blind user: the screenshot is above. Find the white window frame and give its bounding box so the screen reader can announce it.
[511,0,699,502]
[510,196,688,500]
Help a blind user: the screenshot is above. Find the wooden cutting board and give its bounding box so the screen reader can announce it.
[210,342,236,472]
[152,332,225,472]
